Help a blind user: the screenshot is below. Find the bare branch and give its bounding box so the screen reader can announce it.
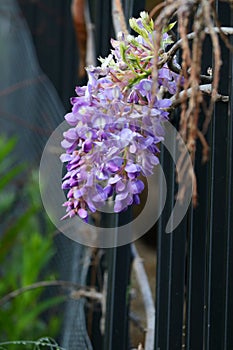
[131,244,155,350]
[208,26,233,36]
[84,0,96,67]
[167,59,212,83]
[160,27,233,67]
[0,280,92,306]
[70,288,102,301]
[71,0,87,78]
[149,1,166,19]
[197,129,210,163]
[112,0,128,35]
[129,311,145,333]
[169,84,229,110]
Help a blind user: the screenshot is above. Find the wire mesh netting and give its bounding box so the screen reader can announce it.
[0,1,93,348]
[0,0,65,162]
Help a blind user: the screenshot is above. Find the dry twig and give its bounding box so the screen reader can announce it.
[131,244,155,350]
[149,0,232,203]
[112,0,128,35]
[0,280,94,306]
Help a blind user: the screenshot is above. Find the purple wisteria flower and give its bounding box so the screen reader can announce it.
[60,12,180,221]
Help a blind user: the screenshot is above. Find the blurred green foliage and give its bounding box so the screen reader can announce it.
[0,136,63,343]
[0,337,65,350]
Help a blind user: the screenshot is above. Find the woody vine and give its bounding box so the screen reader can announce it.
[62,0,232,221]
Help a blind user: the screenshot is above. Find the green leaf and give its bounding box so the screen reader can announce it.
[129,18,149,40]
[0,190,16,214]
[0,207,37,262]
[0,135,59,342]
[0,137,17,164]
[16,296,65,334]
[140,11,154,33]
[0,163,24,191]
[22,233,54,286]
[163,21,177,33]
[119,42,127,62]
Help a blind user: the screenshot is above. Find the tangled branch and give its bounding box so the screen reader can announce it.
[150,0,232,164]
[0,280,99,306]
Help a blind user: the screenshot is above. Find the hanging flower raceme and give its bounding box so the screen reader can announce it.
[60,12,180,221]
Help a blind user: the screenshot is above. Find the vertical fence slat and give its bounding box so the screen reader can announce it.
[155,131,187,350]
[168,222,186,350]
[103,212,132,350]
[225,39,233,349]
[204,3,233,349]
[154,144,175,350]
[184,33,212,349]
[104,244,131,350]
[185,175,209,350]
[94,0,113,59]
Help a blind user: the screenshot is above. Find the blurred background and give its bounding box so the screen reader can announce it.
[0,1,155,348]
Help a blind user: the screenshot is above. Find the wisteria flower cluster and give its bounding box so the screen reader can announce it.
[60,12,180,221]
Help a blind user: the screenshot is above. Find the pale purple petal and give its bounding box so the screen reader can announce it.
[125,163,141,173]
[63,128,77,141]
[115,191,129,201]
[65,113,79,126]
[60,154,73,162]
[78,208,88,219]
[108,174,122,185]
[116,179,126,192]
[130,180,144,194]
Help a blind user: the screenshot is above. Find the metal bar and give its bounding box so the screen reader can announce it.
[168,221,186,349]
[94,0,113,58]
[224,60,233,350]
[224,29,233,349]
[185,36,212,350]
[205,99,215,350]
[185,206,194,349]
[154,142,176,350]
[217,6,233,350]
[103,212,132,350]
[154,106,189,349]
[205,94,229,350]
[185,165,209,349]
[204,3,232,349]
[103,214,118,349]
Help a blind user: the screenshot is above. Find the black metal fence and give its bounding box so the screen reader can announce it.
[15,0,233,349]
[153,4,233,349]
